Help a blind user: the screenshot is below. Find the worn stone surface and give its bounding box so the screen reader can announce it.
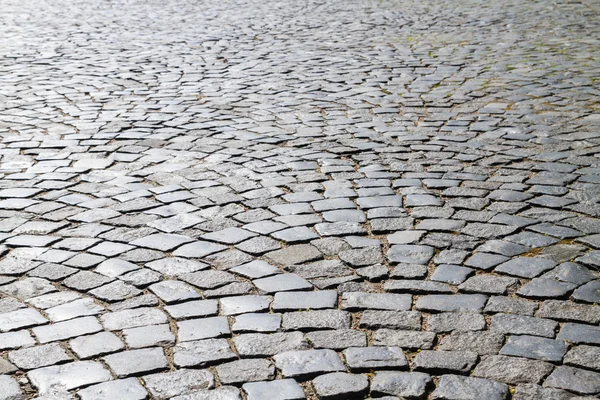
[0,0,599,397]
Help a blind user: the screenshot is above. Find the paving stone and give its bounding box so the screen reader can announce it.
[538,300,600,324]
[283,310,350,330]
[312,372,368,399]
[343,346,407,370]
[371,371,431,398]
[173,339,237,368]
[232,313,281,332]
[272,290,336,310]
[77,378,148,400]
[177,317,230,342]
[557,323,600,345]
[413,350,478,374]
[305,329,366,350]
[243,379,305,400]
[373,329,436,349]
[427,312,485,332]
[490,313,558,338]
[416,294,488,312]
[572,280,600,303]
[438,331,505,355]
[0,308,48,332]
[360,310,421,330]
[216,359,275,385]
[341,292,411,311]
[234,332,308,357]
[484,296,538,316]
[33,316,102,343]
[103,347,168,377]
[500,335,568,362]
[472,355,554,384]
[220,295,271,315]
[28,361,112,394]
[101,307,167,330]
[0,376,23,400]
[69,331,125,359]
[431,264,473,285]
[273,349,345,378]
[123,324,175,348]
[143,369,215,399]
[8,343,72,370]
[432,375,508,400]
[512,383,573,400]
[543,366,600,395]
[387,244,435,264]
[564,345,600,371]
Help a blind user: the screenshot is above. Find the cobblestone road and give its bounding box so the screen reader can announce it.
[0,0,600,398]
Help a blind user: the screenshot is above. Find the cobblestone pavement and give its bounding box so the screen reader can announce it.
[0,0,599,398]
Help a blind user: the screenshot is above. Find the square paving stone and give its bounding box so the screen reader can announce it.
[103,348,168,378]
